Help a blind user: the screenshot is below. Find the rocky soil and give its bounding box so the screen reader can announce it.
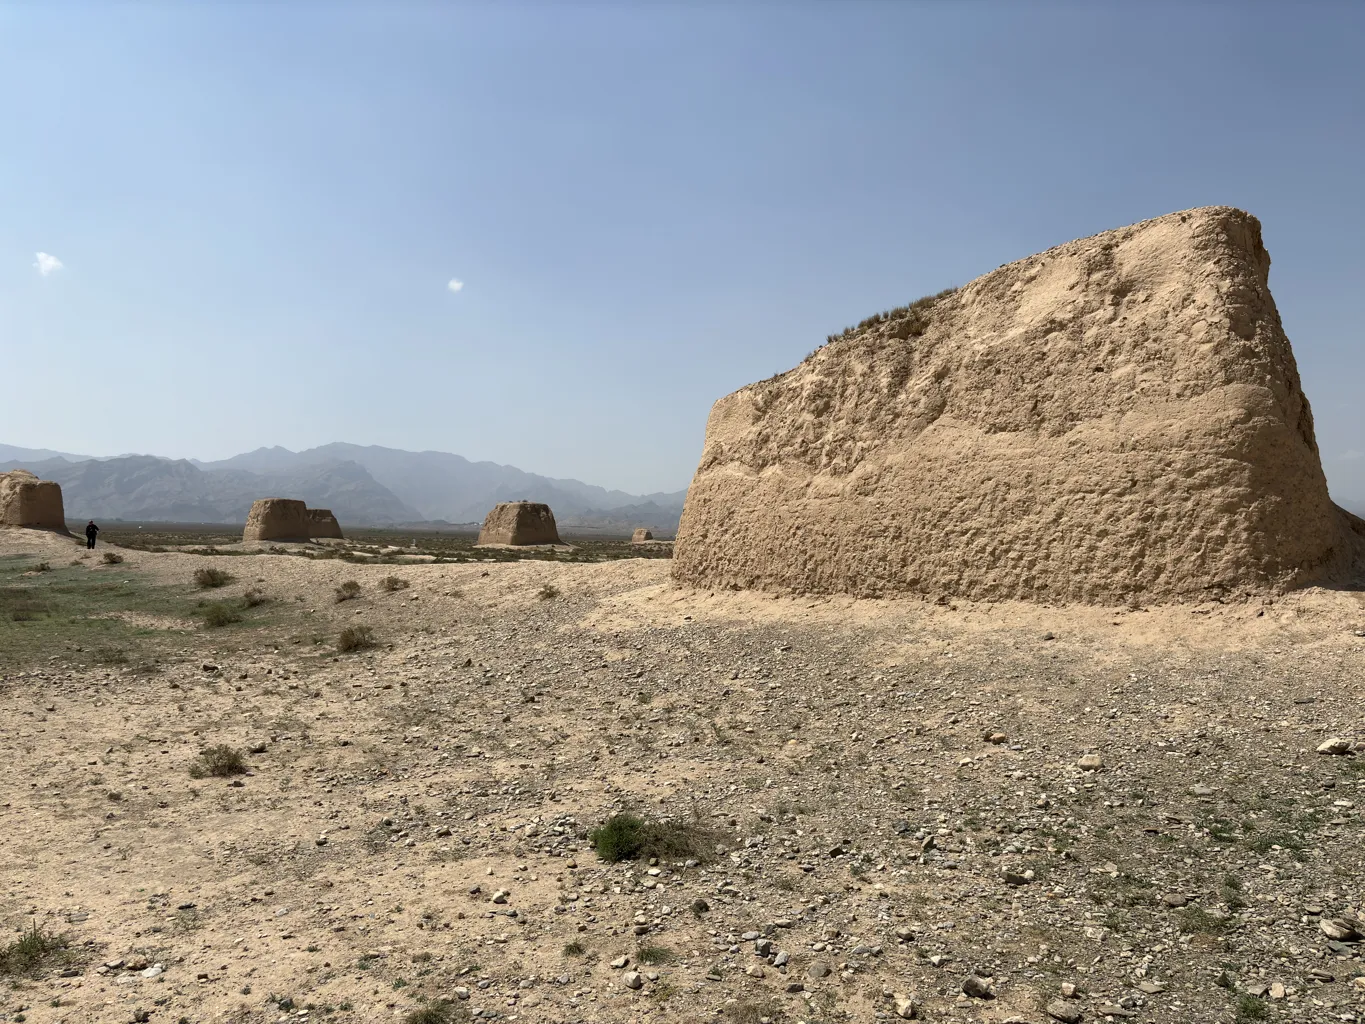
[0,529,1362,1024]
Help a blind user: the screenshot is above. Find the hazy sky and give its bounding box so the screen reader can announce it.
[2,3,1362,500]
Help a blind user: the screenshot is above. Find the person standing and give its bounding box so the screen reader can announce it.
[85,520,99,549]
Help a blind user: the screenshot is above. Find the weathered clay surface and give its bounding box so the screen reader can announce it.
[476,502,562,546]
[242,498,310,542]
[0,469,68,532]
[674,207,1364,604]
[631,528,654,543]
[306,508,344,540]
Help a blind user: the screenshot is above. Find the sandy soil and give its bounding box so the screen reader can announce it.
[1,528,1362,1024]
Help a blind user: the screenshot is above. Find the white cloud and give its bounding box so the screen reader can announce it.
[447,278,464,293]
[34,252,63,276]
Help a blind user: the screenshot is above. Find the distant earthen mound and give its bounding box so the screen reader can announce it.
[476,502,562,546]
[0,469,68,533]
[632,528,654,543]
[242,498,310,542]
[306,508,344,540]
[674,207,1365,604]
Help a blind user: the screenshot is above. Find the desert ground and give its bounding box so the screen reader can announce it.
[0,528,1361,1024]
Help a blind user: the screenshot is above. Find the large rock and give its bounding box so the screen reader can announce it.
[306,508,344,540]
[242,498,310,542]
[674,207,1365,604]
[632,528,654,543]
[0,469,68,532]
[476,502,562,546]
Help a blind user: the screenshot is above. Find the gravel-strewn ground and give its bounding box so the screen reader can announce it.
[1,529,1362,1024]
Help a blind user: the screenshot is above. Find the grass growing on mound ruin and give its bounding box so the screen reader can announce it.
[194,567,234,589]
[589,812,715,864]
[0,924,72,978]
[189,744,248,778]
[338,625,377,652]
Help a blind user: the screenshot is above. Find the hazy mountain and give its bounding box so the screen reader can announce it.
[0,455,419,525]
[0,444,95,463]
[197,443,689,526]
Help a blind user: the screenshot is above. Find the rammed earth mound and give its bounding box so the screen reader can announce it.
[673,207,1365,604]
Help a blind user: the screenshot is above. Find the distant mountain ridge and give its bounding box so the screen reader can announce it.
[1,455,419,525]
[2,441,689,533]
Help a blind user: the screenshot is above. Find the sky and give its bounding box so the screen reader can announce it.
[1,3,1362,502]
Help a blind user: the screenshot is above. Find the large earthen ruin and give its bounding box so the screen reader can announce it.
[306,508,344,540]
[673,207,1365,604]
[476,502,562,546]
[0,469,68,532]
[242,498,310,543]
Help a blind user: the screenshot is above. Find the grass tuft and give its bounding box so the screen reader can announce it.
[0,924,70,977]
[199,600,242,628]
[101,551,124,565]
[338,625,376,653]
[189,744,248,779]
[335,580,362,603]
[636,944,676,965]
[194,567,234,589]
[405,999,466,1024]
[537,583,560,601]
[379,576,410,592]
[589,812,714,864]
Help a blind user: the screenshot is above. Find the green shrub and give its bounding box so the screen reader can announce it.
[562,941,585,956]
[0,924,70,977]
[338,625,376,653]
[189,744,247,779]
[589,812,713,864]
[194,567,234,589]
[335,580,362,603]
[1235,994,1268,1021]
[405,1000,465,1024]
[200,601,242,628]
[636,944,675,965]
[379,576,410,592]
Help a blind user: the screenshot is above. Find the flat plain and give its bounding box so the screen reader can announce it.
[0,527,1361,1024]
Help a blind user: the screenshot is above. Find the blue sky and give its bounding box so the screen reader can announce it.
[2,3,1362,501]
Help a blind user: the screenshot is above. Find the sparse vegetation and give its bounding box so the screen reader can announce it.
[101,551,124,565]
[589,812,714,864]
[562,940,585,956]
[242,588,269,607]
[636,944,676,965]
[1235,994,1269,1021]
[537,583,559,600]
[199,600,242,627]
[379,575,410,592]
[405,1000,465,1024]
[338,625,377,652]
[335,580,362,602]
[33,561,51,572]
[0,924,70,977]
[727,997,787,1024]
[189,744,248,779]
[194,567,234,589]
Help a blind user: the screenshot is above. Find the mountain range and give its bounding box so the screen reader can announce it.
[0,442,689,533]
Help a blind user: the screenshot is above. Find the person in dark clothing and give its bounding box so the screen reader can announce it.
[85,521,99,549]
